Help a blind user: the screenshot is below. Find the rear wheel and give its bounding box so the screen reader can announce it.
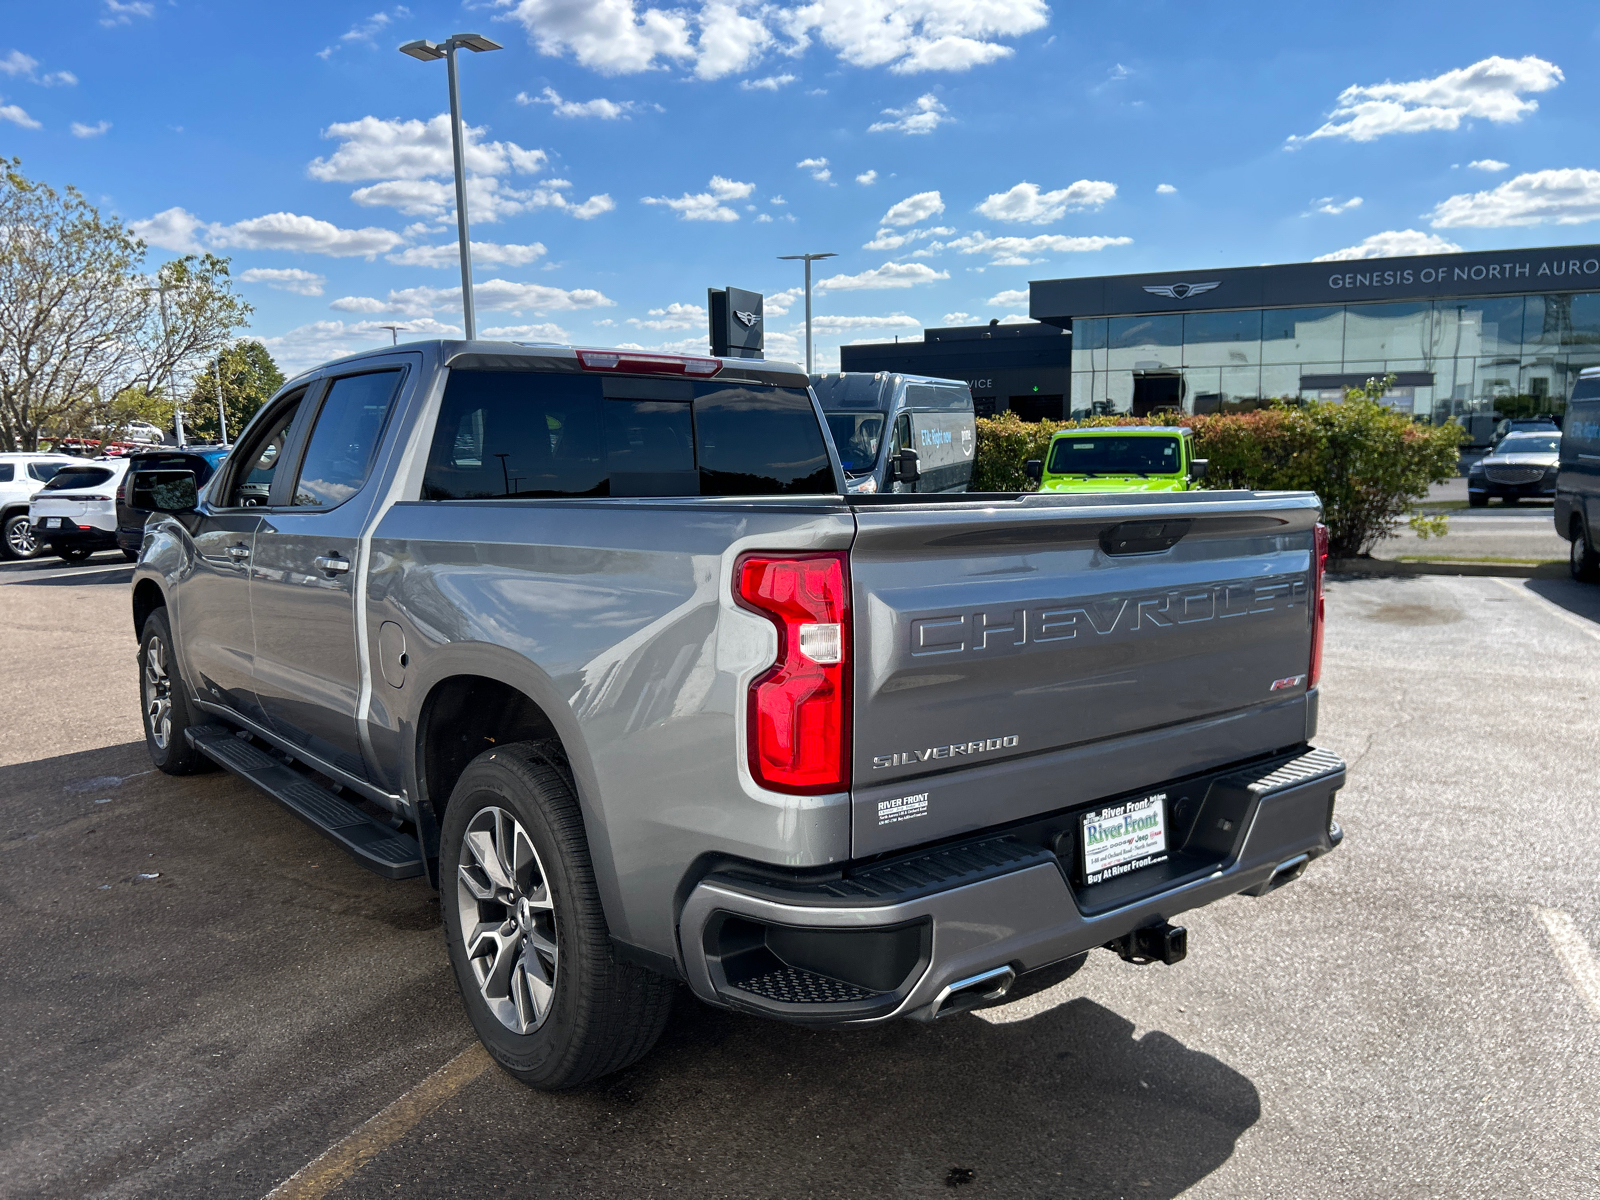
[1572,521,1600,583]
[139,608,216,775]
[440,741,675,1090]
[2,513,41,560]
[55,544,93,563]
[1467,493,1488,509]
[1501,495,1519,506]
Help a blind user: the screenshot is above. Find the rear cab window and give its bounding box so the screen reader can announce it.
[422,370,835,499]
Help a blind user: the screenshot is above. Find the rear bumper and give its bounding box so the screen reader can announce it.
[679,746,1345,1026]
[30,521,118,548]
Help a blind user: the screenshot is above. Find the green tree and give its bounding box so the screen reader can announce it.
[0,160,252,450]
[184,341,285,443]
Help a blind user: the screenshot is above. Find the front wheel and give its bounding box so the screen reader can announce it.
[1572,523,1600,583]
[440,742,674,1090]
[2,513,41,560]
[1467,493,1488,509]
[55,544,94,563]
[139,608,216,775]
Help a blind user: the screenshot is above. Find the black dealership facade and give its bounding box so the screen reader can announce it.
[844,243,1600,430]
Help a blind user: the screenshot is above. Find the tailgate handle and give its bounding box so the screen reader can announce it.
[1099,519,1192,556]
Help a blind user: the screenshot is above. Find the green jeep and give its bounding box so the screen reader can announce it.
[1025,426,1208,493]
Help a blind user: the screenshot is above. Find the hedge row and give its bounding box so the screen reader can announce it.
[972,399,1464,558]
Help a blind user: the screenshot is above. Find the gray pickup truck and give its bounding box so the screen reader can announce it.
[132,341,1345,1090]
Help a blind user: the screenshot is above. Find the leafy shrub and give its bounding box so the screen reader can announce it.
[972,385,1463,557]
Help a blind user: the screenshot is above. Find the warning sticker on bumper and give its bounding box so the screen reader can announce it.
[1082,793,1168,885]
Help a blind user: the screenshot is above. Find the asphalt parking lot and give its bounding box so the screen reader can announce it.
[3,551,1598,1199]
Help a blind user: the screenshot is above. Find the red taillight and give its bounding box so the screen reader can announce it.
[735,552,850,794]
[577,349,721,377]
[1309,522,1328,688]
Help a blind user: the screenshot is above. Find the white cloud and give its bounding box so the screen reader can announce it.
[317,7,410,59]
[350,176,613,223]
[239,267,327,296]
[100,0,154,27]
[329,296,391,314]
[1468,158,1509,172]
[862,223,952,250]
[627,301,707,330]
[516,86,647,119]
[856,169,877,186]
[882,190,944,226]
[974,180,1116,224]
[814,261,949,290]
[479,322,572,343]
[0,99,40,129]
[755,213,774,222]
[42,70,75,87]
[1156,183,1177,195]
[642,175,755,221]
[70,120,110,138]
[0,51,38,77]
[945,231,1133,265]
[769,194,786,205]
[1312,229,1464,261]
[741,73,796,91]
[308,114,547,183]
[1308,196,1363,215]
[131,206,405,259]
[942,312,972,323]
[998,313,1030,324]
[868,93,948,135]
[986,288,1029,307]
[763,287,802,316]
[1288,55,1562,145]
[797,156,831,181]
[503,0,1047,79]
[807,313,921,333]
[261,317,461,374]
[331,279,616,320]
[386,240,549,268]
[1428,168,1600,228]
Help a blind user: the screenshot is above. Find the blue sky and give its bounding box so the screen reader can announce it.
[3,1,1599,373]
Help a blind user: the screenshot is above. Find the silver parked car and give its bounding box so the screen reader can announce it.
[1467,431,1561,507]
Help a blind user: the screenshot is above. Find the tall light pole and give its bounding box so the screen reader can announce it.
[213,345,229,446]
[379,324,410,346]
[399,32,503,341]
[139,282,185,447]
[778,252,835,374]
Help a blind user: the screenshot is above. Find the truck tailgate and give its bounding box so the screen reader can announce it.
[849,491,1321,857]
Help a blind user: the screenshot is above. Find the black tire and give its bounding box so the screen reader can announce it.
[138,608,216,775]
[1572,521,1600,583]
[2,512,42,560]
[121,547,140,563]
[55,543,94,563]
[440,741,675,1090]
[1467,493,1488,508]
[1501,495,1519,506]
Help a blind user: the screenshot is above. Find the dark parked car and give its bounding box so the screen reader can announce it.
[1468,431,1562,507]
[116,447,228,559]
[1556,367,1600,580]
[1490,416,1559,450]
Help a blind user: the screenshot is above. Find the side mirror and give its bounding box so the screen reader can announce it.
[143,470,199,513]
[1188,458,1209,482]
[1024,459,1044,484]
[890,447,921,484]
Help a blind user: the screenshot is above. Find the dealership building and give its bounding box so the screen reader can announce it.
[842,243,1600,433]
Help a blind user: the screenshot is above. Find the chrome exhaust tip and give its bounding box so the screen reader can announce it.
[929,965,1017,1020]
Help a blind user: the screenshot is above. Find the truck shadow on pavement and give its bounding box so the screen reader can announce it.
[1524,578,1600,626]
[454,988,1261,1200]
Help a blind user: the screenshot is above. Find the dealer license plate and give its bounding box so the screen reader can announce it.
[1081,793,1169,885]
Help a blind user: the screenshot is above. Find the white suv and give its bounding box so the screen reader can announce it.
[27,457,130,563]
[0,452,80,559]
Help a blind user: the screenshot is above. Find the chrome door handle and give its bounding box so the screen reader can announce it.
[226,544,250,559]
[314,555,351,573]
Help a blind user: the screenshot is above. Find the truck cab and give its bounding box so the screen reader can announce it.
[812,371,975,494]
[1032,426,1208,494]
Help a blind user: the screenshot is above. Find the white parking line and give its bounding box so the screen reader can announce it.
[1535,907,1600,1023]
[1490,578,1600,643]
[263,1043,491,1199]
[0,563,132,584]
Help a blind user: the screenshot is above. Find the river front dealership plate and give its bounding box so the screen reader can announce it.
[1081,793,1169,885]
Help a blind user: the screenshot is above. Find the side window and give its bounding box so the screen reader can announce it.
[0,464,13,483]
[29,462,63,483]
[423,371,606,499]
[693,386,833,494]
[226,398,302,507]
[292,372,401,507]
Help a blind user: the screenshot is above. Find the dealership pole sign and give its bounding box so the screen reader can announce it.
[1030,243,1600,321]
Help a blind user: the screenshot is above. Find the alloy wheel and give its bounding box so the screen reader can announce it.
[456,806,559,1034]
[5,519,36,558]
[143,636,172,750]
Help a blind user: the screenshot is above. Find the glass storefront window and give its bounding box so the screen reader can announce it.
[1107,315,1182,372]
[1182,310,1261,367]
[1260,364,1301,400]
[1220,365,1262,405]
[1343,302,1431,361]
[1071,317,1107,372]
[1430,297,1523,361]
[1262,306,1343,364]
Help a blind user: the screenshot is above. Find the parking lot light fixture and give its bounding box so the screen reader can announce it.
[778,252,836,374]
[397,32,503,341]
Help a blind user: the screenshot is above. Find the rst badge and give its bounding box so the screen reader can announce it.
[1270,674,1306,691]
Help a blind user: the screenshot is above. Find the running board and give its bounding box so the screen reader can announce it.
[186,726,424,879]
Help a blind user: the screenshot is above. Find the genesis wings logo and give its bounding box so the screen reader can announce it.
[734,309,760,328]
[1142,281,1220,300]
